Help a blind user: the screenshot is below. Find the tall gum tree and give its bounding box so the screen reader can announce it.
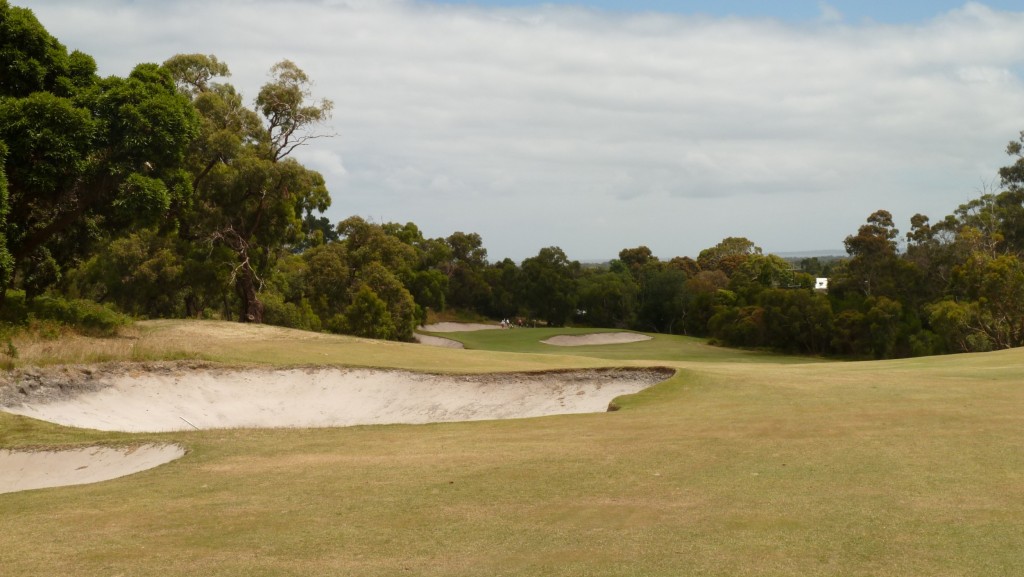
[165,54,332,323]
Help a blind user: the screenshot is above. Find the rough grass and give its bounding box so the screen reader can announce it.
[2,320,1024,576]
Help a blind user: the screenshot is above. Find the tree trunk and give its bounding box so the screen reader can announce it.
[235,266,264,323]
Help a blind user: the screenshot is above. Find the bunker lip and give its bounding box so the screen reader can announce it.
[1,363,674,433]
[0,443,186,495]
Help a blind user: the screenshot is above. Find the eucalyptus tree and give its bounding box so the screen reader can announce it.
[520,246,579,326]
[697,236,760,275]
[443,231,491,310]
[164,54,332,322]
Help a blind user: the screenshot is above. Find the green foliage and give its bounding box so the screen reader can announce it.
[5,8,1024,359]
[0,1,96,98]
[261,292,321,332]
[0,291,132,336]
[576,269,637,329]
[520,246,579,327]
[354,262,420,341]
[162,54,333,323]
[0,141,11,292]
[636,266,688,333]
[697,236,760,275]
[343,285,395,339]
[0,15,199,301]
[21,294,131,336]
[68,230,185,317]
[0,288,26,323]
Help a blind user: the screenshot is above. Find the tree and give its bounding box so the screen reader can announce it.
[520,246,579,326]
[729,253,805,297]
[343,285,394,339]
[165,54,332,323]
[443,231,491,310]
[949,250,1024,349]
[833,210,912,302]
[697,237,760,275]
[682,270,729,335]
[0,1,94,98]
[635,266,688,333]
[481,258,521,320]
[0,141,11,294]
[0,10,200,302]
[618,246,654,276]
[577,268,637,329]
[759,288,833,355]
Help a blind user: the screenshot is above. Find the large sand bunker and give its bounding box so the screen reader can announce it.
[542,333,653,346]
[1,363,672,433]
[0,363,670,492]
[0,444,185,494]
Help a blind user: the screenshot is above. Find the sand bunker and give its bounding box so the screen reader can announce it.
[419,322,501,332]
[413,333,465,348]
[1,364,672,433]
[0,444,185,494]
[0,364,669,492]
[542,333,652,346]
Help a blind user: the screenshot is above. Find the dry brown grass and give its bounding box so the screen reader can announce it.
[2,320,1024,576]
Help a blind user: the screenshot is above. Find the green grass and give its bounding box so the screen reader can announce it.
[431,326,821,364]
[2,320,1024,576]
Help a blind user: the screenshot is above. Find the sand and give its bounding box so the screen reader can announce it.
[1,364,672,433]
[0,444,185,495]
[419,322,501,332]
[542,332,652,346]
[0,363,670,492]
[412,333,465,348]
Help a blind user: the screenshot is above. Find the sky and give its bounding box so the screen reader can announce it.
[24,0,1024,262]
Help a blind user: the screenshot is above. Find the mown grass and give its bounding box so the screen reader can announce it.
[2,320,1024,576]
[432,326,820,364]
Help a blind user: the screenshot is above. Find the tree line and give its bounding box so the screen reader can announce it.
[3,1,1024,358]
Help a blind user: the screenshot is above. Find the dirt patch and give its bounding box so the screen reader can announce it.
[0,363,674,433]
[542,333,653,346]
[0,443,185,494]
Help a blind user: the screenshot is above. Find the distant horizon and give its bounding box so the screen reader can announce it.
[575,248,846,265]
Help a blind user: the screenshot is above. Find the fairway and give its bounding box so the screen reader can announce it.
[2,320,1023,576]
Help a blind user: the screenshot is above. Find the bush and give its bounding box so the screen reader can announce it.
[262,293,322,332]
[0,290,29,324]
[29,295,132,336]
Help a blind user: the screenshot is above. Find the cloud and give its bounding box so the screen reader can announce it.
[817,1,843,23]
[25,0,1024,260]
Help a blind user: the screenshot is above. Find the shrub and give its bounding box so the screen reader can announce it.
[29,295,132,336]
[0,290,29,324]
[262,293,322,332]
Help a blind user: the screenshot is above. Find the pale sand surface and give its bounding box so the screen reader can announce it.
[542,333,653,346]
[2,366,671,433]
[412,334,465,348]
[1,364,669,492]
[419,322,501,332]
[0,444,185,494]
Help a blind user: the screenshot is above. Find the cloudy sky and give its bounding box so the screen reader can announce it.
[26,0,1024,262]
